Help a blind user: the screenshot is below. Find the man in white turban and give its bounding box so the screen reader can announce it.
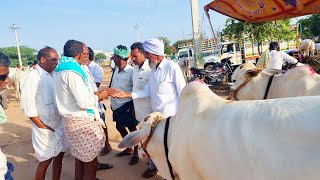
[109,38,186,178]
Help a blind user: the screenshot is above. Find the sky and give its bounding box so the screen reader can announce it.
[0,0,228,54]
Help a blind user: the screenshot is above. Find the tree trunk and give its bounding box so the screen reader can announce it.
[258,41,262,55]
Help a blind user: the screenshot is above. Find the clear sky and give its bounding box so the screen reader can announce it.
[0,0,228,53]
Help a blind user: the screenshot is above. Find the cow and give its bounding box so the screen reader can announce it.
[230,62,320,100]
[118,81,320,180]
[300,39,315,57]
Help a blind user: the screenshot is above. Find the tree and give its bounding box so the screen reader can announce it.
[222,18,245,42]
[158,37,172,56]
[270,20,296,42]
[95,52,106,60]
[0,46,37,67]
[298,14,320,38]
[246,22,274,54]
[222,18,296,54]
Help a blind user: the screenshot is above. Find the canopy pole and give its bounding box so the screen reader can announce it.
[204,6,218,44]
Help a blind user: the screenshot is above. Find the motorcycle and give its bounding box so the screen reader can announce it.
[189,57,233,86]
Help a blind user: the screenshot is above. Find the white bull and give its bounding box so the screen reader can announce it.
[119,81,320,180]
[231,62,320,100]
[300,39,315,57]
[8,67,29,100]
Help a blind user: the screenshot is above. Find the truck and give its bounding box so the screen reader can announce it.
[175,37,297,71]
[204,38,297,69]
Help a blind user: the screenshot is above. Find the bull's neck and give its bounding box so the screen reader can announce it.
[147,116,176,180]
[238,72,272,100]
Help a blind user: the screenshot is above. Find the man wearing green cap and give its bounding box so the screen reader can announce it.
[110,45,140,165]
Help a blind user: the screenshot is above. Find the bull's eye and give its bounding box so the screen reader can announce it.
[144,115,151,122]
[233,80,236,82]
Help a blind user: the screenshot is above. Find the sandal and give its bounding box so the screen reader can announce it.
[142,168,158,178]
[129,156,139,165]
[97,163,113,170]
[115,150,133,157]
[100,146,112,156]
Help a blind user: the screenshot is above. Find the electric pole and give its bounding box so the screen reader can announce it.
[133,24,140,42]
[190,0,203,68]
[9,24,22,67]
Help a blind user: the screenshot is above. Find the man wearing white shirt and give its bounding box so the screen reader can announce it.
[130,42,152,122]
[266,42,298,70]
[110,45,140,165]
[53,40,111,180]
[87,47,104,88]
[20,47,69,180]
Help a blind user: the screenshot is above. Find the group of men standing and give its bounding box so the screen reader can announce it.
[16,37,186,180]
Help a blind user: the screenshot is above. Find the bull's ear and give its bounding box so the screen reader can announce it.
[118,123,151,149]
[244,68,261,78]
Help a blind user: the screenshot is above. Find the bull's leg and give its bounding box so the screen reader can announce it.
[306,48,310,57]
[15,82,20,101]
[310,48,315,56]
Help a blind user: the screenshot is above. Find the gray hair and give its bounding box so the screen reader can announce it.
[0,52,10,66]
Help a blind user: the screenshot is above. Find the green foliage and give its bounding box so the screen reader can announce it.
[158,36,172,55]
[298,14,320,38]
[222,18,245,42]
[95,52,107,60]
[270,20,295,41]
[0,46,37,67]
[222,18,296,54]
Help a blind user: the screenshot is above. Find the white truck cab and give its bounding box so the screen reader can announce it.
[204,42,243,68]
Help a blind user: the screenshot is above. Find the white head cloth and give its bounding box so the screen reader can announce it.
[143,38,165,56]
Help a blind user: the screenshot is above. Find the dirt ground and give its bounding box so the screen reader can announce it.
[0,67,230,180]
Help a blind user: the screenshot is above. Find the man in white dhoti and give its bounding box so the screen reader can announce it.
[53,40,111,180]
[20,47,69,180]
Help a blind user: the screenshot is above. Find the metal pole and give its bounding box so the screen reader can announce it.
[10,24,22,66]
[205,11,218,44]
[134,25,140,42]
[190,0,203,68]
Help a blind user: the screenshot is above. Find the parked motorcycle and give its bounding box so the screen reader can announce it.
[189,57,233,86]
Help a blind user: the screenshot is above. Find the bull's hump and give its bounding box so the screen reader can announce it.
[181,81,212,99]
[180,81,223,109]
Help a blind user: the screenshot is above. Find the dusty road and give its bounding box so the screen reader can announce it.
[0,67,229,180]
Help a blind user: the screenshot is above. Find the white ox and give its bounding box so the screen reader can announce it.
[300,39,315,57]
[8,67,29,100]
[119,81,320,180]
[230,62,320,100]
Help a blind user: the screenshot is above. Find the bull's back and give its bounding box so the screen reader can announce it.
[172,82,320,179]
